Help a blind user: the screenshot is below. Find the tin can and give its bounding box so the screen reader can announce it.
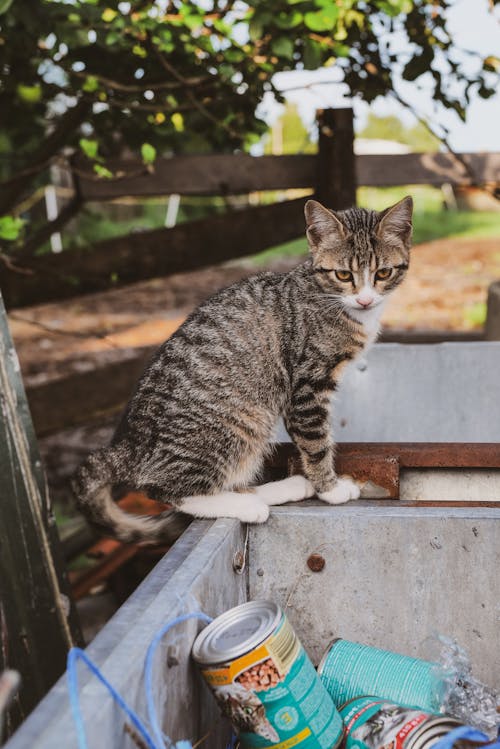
[192,601,344,749]
[318,640,444,712]
[339,697,463,749]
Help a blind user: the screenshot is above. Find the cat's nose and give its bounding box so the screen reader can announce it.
[356,294,374,308]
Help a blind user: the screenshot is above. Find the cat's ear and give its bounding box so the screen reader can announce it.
[377,196,413,248]
[304,200,346,250]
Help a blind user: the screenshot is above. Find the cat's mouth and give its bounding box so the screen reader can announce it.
[347,299,382,311]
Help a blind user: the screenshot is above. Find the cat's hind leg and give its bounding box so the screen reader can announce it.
[178,491,269,523]
[253,475,315,506]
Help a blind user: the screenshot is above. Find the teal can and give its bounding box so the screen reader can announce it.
[339,696,462,749]
[318,640,445,712]
[192,601,344,749]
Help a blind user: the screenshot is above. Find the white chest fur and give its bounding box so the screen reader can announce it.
[349,301,386,349]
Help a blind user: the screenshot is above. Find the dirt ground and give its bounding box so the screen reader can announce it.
[8,235,500,384]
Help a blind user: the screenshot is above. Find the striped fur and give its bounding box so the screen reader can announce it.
[73,196,412,542]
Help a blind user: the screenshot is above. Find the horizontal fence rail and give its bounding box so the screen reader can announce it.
[1,197,307,308]
[76,151,500,201]
[75,154,317,199]
[2,104,499,310]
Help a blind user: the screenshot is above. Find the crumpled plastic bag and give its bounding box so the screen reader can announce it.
[430,634,499,740]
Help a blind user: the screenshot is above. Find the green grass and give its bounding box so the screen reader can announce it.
[250,185,500,265]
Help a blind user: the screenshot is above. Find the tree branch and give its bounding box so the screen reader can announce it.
[0,99,90,216]
[70,69,209,93]
[153,50,239,138]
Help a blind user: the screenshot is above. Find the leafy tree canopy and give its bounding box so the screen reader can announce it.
[0,0,498,244]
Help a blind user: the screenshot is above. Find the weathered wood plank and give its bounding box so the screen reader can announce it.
[76,154,317,200]
[317,108,356,209]
[76,151,499,201]
[0,296,82,736]
[357,151,500,187]
[1,197,308,309]
[27,347,154,436]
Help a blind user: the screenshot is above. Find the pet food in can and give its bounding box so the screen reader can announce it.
[340,696,463,749]
[192,600,343,749]
[318,640,444,711]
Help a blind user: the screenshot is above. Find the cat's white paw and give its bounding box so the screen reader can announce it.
[318,478,361,505]
[254,475,315,505]
[271,475,315,501]
[237,501,270,523]
[292,475,316,499]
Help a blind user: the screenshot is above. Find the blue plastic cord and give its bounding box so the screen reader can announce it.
[432,725,500,749]
[143,612,213,749]
[67,612,213,749]
[67,647,158,749]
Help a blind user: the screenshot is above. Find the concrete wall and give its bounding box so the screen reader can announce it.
[249,504,500,689]
[274,343,500,442]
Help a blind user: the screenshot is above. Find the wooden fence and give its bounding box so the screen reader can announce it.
[1,107,499,309]
[0,295,82,735]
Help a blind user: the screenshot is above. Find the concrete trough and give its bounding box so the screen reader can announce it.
[6,503,500,749]
[6,342,500,747]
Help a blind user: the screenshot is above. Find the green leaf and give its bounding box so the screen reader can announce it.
[171,112,184,132]
[141,143,156,165]
[275,11,302,29]
[483,55,500,72]
[132,44,147,58]
[82,75,99,93]
[303,38,322,70]
[249,10,270,41]
[16,84,42,104]
[101,8,117,22]
[249,17,263,41]
[402,47,433,81]
[271,37,294,59]
[478,84,496,99]
[334,42,350,57]
[93,164,113,179]
[79,138,99,160]
[0,0,13,14]
[182,14,203,30]
[304,7,338,32]
[0,215,24,241]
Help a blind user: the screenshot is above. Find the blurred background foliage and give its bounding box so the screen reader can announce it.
[0,0,499,254]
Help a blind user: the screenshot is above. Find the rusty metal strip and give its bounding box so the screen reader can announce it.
[270,442,500,501]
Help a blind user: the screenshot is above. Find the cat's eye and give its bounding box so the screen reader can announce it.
[375,268,392,281]
[334,270,353,282]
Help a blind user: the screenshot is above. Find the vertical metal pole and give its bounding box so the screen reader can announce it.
[316,108,357,210]
[0,291,82,736]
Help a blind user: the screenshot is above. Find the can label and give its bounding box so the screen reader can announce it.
[318,640,443,712]
[200,614,343,748]
[340,697,442,749]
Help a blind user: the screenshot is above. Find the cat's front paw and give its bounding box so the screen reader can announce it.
[318,478,361,505]
[238,501,270,524]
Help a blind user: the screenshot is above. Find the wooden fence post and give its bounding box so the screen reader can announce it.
[0,292,82,736]
[485,280,500,340]
[316,108,356,209]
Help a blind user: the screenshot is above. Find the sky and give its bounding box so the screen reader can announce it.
[257,0,500,152]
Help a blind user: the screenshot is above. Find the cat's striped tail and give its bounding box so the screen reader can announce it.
[72,446,191,544]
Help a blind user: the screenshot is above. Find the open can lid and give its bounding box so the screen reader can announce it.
[192,600,282,666]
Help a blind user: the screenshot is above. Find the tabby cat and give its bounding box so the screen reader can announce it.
[73,196,413,543]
